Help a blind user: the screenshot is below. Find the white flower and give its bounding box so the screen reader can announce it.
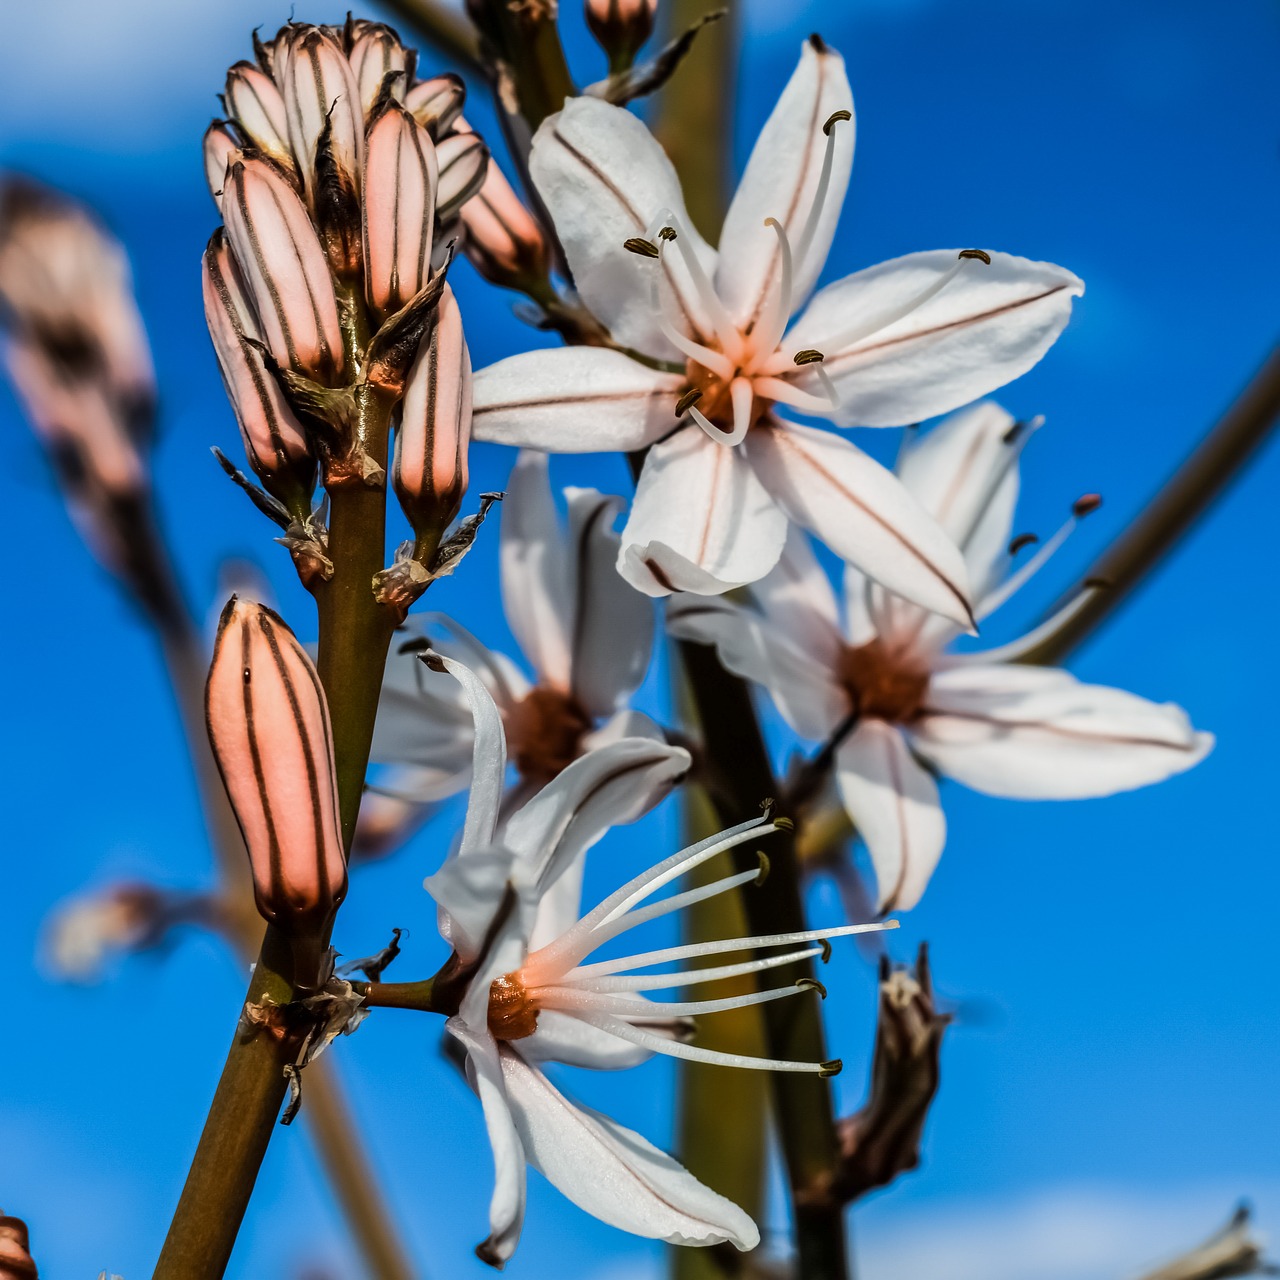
[363,450,659,846]
[421,655,892,1264]
[669,402,1213,913]
[470,38,1083,622]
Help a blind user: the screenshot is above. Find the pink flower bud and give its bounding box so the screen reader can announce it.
[394,283,471,534]
[203,121,239,202]
[277,25,364,203]
[405,73,465,139]
[460,158,549,286]
[206,599,347,928]
[435,129,489,220]
[223,62,294,172]
[348,21,414,118]
[202,229,315,507]
[0,1212,38,1280]
[220,154,345,385]
[585,0,658,63]
[362,102,437,318]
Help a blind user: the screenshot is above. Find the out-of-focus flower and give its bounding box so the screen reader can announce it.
[472,39,1082,617]
[670,402,1212,911]
[585,0,658,70]
[1136,1204,1277,1280]
[42,883,186,983]
[0,1210,38,1280]
[206,598,347,934]
[420,655,892,1265]
[363,450,656,853]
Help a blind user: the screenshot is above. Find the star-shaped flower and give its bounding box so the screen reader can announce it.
[470,38,1082,624]
[669,401,1213,912]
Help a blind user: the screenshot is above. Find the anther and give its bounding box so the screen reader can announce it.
[772,815,795,832]
[959,248,992,264]
[796,977,828,999]
[1084,575,1112,589]
[658,225,677,241]
[1072,493,1102,517]
[1008,533,1039,555]
[421,652,448,673]
[792,349,825,366]
[819,1058,843,1078]
[755,851,771,887]
[823,109,852,136]
[1002,421,1027,445]
[623,237,660,258]
[674,387,703,417]
[818,938,833,963]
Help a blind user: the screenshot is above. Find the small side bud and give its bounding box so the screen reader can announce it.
[405,73,466,139]
[348,22,414,119]
[435,130,489,221]
[362,103,438,318]
[224,62,294,172]
[586,0,658,70]
[394,284,471,536]
[203,121,240,202]
[0,1212,38,1280]
[221,156,346,386]
[460,159,549,288]
[205,599,347,935]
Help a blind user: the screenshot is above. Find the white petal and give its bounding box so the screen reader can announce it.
[517,1007,657,1070]
[435,656,508,857]
[425,849,519,963]
[911,665,1214,799]
[499,1049,759,1249]
[472,347,683,452]
[564,485,655,717]
[582,709,667,748]
[786,250,1083,426]
[618,427,788,597]
[746,418,973,627]
[501,451,573,690]
[667,596,844,741]
[447,1018,527,1267]
[835,720,945,913]
[530,96,717,359]
[840,564,881,648]
[716,37,854,327]
[751,524,844,664]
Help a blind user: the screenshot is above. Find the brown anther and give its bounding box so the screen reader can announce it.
[823,109,852,135]
[1084,575,1112,590]
[1072,493,1102,517]
[793,349,825,366]
[487,973,539,1041]
[818,938,833,963]
[1008,532,1039,555]
[658,225,677,241]
[623,237,660,258]
[836,639,931,724]
[797,977,828,999]
[819,1058,844,1078]
[675,387,703,417]
[755,851,771,886]
[1001,420,1028,445]
[958,248,992,264]
[504,685,593,783]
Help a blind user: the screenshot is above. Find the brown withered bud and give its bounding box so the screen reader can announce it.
[0,1212,38,1280]
[1137,1204,1279,1280]
[586,0,659,70]
[460,158,550,289]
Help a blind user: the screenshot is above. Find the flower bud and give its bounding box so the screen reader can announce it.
[348,21,414,119]
[394,283,471,535]
[0,1212,38,1280]
[223,62,294,172]
[585,0,658,67]
[43,882,178,983]
[405,73,465,139]
[435,128,489,221]
[460,158,549,287]
[202,229,315,510]
[203,121,239,202]
[206,598,347,930]
[362,102,437,318]
[220,155,345,385]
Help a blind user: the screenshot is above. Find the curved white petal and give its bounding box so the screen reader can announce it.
[619,427,788,597]
[786,250,1083,426]
[530,96,717,359]
[501,451,573,690]
[583,709,667,749]
[751,524,844,664]
[746,419,973,627]
[911,665,1214,799]
[517,1007,657,1070]
[472,347,683,452]
[426,848,519,963]
[499,1049,759,1249]
[447,1018,527,1267]
[667,596,844,741]
[835,719,945,913]
[716,38,854,327]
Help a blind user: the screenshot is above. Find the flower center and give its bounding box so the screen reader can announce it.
[836,638,931,723]
[504,685,593,782]
[487,972,539,1041]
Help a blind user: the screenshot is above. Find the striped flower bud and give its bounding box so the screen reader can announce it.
[220,154,345,385]
[206,599,347,930]
[203,121,239,202]
[202,229,315,509]
[586,0,658,66]
[0,1212,38,1280]
[362,102,437,318]
[223,62,293,172]
[349,21,414,119]
[394,283,471,535]
[460,158,549,287]
[435,129,488,221]
[404,73,465,139]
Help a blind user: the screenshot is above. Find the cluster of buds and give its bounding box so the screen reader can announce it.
[201,19,488,597]
[0,179,159,591]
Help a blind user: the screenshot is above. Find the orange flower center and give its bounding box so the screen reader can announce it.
[487,972,539,1041]
[835,638,931,723]
[504,685,593,782]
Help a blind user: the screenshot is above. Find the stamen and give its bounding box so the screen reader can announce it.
[1008,533,1039,555]
[560,945,824,994]
[623,237,660,258]
[717,376,754,446]
[939,581,1106,666]
[792,349,825,365]
[753,375,837,414]
[958,248,992,264]
[537,980,814,1020]
[675,387,703,417]
[792,109,851,290]
[648,274,737,381]
[753,218,795,359]
[652,210,744,361]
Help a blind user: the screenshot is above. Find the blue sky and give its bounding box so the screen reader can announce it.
[1,0,1278,1277]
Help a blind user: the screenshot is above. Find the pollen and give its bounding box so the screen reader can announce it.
[487,973,539,1041]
